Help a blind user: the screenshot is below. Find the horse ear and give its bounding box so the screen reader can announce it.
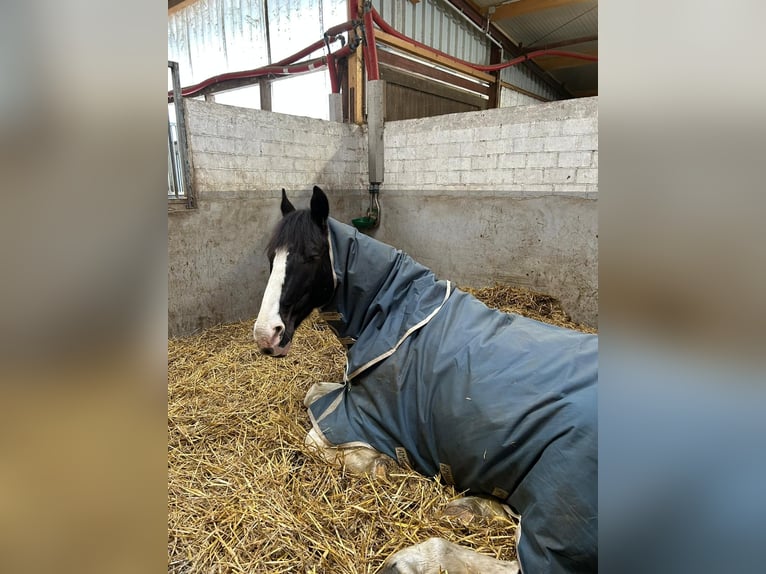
[280,188,295,216]
[310,185,329,227]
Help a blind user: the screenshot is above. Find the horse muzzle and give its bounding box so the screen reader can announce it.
[253,321,292,357]
[258,342,292,357]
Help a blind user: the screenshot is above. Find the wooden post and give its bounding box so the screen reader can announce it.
[260,80,272,112]
[487,43,502,109]
[347,0,364,124]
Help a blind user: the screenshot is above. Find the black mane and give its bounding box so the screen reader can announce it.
[265,209,326,259]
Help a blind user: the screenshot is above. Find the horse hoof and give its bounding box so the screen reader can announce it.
[372,456,396,481]
[442,496,513,526]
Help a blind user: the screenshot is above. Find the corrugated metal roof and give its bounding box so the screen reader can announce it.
[462,0,598,96]
[494,2,597,48]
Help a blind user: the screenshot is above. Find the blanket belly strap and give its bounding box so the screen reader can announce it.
[395,447,413,470]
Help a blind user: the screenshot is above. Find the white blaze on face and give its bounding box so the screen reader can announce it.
[254,248,289,355]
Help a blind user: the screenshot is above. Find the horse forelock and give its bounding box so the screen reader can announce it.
[265,210,326,260]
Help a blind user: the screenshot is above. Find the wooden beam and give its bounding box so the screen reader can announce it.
[487,42,502,109]
[375,30,495,84]
[340,61,350,122]
[347,46,364,124]
[347,0,364,124]
[523,35,597,51]
[535,49,597,70]
[168,0,198,15]
[489,0,591,21]
[377,50,490,96]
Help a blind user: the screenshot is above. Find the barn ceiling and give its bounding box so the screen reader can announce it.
[467,0,597,96]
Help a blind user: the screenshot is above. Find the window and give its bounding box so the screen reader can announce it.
[168,61,194,208]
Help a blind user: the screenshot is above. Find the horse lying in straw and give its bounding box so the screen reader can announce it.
[254,186,597,573]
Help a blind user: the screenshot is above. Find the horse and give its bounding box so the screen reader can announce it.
[254,186,598,573]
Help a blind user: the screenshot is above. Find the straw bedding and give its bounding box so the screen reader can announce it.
[168,285,595,573]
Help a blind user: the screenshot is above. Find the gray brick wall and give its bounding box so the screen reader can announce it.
[170,97,599,336]
[383,97,598,193]
[169,100,368,337]
[375,97,598,326]
[185,99,368,194]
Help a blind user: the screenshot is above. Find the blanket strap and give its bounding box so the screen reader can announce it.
[439,463,456,486]
[395,447,413,470]
[318,311,343,321]
[492,487,510,500]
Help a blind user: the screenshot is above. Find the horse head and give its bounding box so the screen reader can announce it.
[253,186,335,356]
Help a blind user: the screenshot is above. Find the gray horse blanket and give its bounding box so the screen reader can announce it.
[309,218,597,573]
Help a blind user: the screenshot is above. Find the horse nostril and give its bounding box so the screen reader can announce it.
[274,325,284,337]
[261,347,274,356]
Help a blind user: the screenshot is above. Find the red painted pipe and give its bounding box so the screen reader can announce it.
[170,7,598,103]
[170,20,356,100]
[498,49,598,71]
[172,57,328,100]
[362,8,380,81]
[327,53,340,94]
[324,20,355,39]
[272,38,326,67]
[333,43,355,60]
[370,7,597,73]
[271,20,353,66]
[325,42,356,95]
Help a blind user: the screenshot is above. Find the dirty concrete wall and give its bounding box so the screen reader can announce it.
[168,99,367,337]
[370,97,598,326]
[169,97,598,336]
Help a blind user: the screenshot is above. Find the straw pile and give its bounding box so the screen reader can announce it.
[168,285,595,573]
[462,284,597,334]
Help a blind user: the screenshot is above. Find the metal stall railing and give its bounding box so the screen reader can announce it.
[168,61,194,208]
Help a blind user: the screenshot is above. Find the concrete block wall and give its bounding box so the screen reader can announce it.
[168,99,367,337]
[371,97,598,326]
[169,97,598,335]
[499,86,543,108]
[383,97,598,193]
[187,99,367,192]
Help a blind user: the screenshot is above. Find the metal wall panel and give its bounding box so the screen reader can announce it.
[167,0,347,87]
[373,0,491,65]
[168,0,270,87]
[269,0,327,63]
[168,0,347,116]
[500,50,558,101]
